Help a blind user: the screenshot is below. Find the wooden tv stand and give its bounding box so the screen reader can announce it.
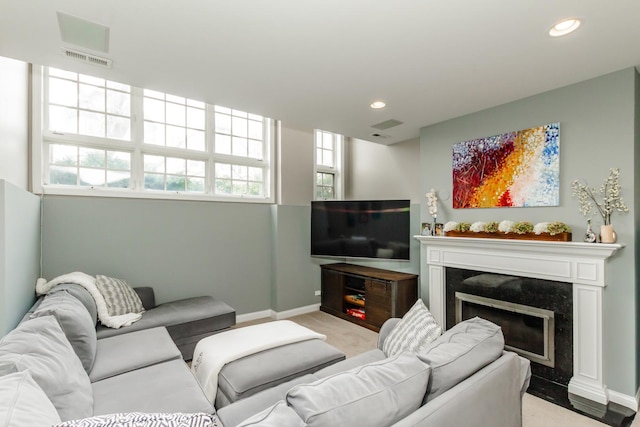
[320,263,418,332]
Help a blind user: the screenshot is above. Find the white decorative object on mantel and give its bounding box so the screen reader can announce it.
[414,235,627,409]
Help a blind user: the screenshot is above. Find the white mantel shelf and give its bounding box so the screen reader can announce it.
[415,234,625,408]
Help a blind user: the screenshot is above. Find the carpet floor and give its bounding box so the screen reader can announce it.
[235,310,638,427]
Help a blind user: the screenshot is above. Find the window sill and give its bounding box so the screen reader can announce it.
[36,185,275,204]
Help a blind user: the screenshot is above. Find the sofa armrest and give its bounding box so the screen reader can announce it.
[377,317,401,351]
[390,352,529,427]
[133,287,156,310]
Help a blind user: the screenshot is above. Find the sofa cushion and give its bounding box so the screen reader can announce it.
[382,299,441,357]
[30,290,97,373]
[236,400,305,427]
[217,339,345,406]
[417,316,504,402]
[286,352,430,427]
[217,374,317,427]
[90,327,182,382]
[95,275,145,316]
[0,315,93,421]
[52,412,219,427]
[0,369,62,427]
[92,359,213,415]
[96,296,235,340]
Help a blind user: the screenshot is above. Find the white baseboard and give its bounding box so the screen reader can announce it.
[273,303,321,320]
[235,304,320,324]
[235,309,273,324]
[608,389,638,412]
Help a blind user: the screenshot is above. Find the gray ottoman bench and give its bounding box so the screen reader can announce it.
[215,339,345,408]
[189,320,345,409]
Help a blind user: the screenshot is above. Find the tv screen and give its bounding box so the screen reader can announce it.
[311,200,410,260]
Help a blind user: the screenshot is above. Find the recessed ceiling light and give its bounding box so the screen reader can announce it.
[549,18,581,37]
[370,101,386,109]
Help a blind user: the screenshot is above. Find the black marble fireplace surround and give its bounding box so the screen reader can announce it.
[445,267,635,427]
[445,267,573,388]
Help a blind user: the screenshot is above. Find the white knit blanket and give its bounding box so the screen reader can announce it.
[35,272,142,328]
[190,320,326,403]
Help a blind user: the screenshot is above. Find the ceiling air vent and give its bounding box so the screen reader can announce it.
[371,119,403,130]
[60,47,112,68]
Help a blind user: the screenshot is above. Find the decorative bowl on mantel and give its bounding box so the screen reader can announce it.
[444,231,572,242]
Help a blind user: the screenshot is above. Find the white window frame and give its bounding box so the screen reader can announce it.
[31,66,276,203]
[313,129,344,200]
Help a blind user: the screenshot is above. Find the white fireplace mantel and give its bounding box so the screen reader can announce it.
[415,235,623,406]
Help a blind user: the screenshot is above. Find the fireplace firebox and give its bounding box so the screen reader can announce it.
[446,268,573,388]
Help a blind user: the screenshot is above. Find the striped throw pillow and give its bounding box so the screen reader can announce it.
[95,275,145,316]
[382,299,442,357]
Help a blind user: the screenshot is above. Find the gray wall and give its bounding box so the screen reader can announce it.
[41,196,273,313]
[347,137,421,204]
[0,57,29,190]
[271,205,321,312]
[635,68,640,390]
[0,180,41,335]
[419,67,638,397]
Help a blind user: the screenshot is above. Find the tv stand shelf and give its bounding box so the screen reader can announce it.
[320,263,418,332]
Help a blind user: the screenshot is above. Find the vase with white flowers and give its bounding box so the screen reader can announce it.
[571,167,629,243]
[426,189,438,235]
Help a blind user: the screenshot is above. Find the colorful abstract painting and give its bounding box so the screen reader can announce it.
[452,122,559,208]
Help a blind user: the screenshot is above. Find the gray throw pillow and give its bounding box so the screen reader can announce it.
[95,275,145,316]
[0,370,62,427]
[418,316,504,402]
[382,299,442,357]
[286,352,429,427]
[30,290,97,373]
[237,401,306,427]
[0,315,94,421]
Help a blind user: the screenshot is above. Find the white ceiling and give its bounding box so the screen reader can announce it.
[1,0,639,145]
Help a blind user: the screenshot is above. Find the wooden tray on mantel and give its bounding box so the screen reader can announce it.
[444,231,572,242]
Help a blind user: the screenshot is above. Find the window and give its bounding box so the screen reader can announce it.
[314,130,343,200]
[35,67,274,202]
[48,68,131,140]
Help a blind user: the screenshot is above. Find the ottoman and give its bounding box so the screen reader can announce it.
[190,320,345,408]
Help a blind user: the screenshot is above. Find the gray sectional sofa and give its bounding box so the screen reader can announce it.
[0,281,530,427]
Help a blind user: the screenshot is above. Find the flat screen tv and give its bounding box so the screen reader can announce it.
[311,200,410,260]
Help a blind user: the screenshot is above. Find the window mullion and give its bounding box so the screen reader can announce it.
[206,104,216,195]
[131,87,145,191]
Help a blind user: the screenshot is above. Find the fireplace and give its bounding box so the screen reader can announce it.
[446,268,572,387]
[415,235,630,413]
[456,292,555,367]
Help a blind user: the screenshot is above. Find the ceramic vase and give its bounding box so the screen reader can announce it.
[600,224,616,243]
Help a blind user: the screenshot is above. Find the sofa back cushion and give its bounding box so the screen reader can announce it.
[51,283,98,325]
[417,316,504,402]
[30,290,97,373]
[0,368,62,427]
[0,315,93,421]
[237,400,306,427]
[286,352,429,427]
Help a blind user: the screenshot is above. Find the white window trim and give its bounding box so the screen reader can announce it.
[313,130,344,200]
[31,65,276,204]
